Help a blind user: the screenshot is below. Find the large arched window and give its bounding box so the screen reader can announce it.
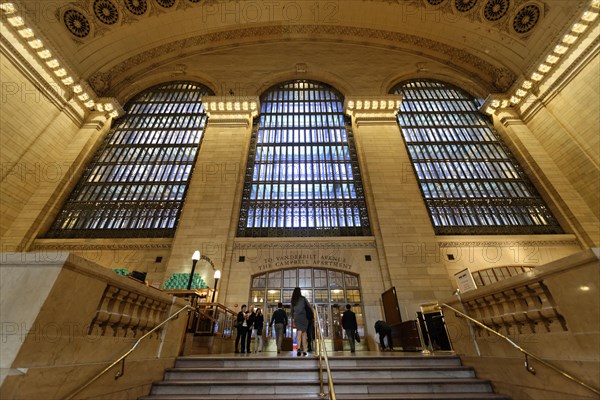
[392,79,562,235]
[45,81,213,238]
[237,80,370,237]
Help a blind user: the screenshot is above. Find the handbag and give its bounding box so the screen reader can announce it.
[355,331,361,343]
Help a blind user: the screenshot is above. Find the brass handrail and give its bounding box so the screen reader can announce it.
[63,304,194,400]
[440,303,600,396]
[313,305,337,399]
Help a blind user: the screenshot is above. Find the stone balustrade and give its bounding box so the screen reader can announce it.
[463,280,567,336]
[442,249,599,400]
[89,284,171,338]
[0,252,188,400]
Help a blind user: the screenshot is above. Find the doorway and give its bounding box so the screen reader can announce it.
[248,267,365,351]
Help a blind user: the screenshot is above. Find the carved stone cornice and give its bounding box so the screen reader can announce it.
[31,238,173,250]
[203,96,259,127]
[344,95,403,126]
[90,25,515,96]
[437,234,579,248]
[0,35,85,126]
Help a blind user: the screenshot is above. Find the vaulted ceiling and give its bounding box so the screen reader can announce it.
[16,0,591,99]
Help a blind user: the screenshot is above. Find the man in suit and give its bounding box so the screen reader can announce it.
[342,304,358,353]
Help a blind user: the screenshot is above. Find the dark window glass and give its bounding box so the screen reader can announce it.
[238,80,370,237]
[392,79,562,234]
[45,81,213,238]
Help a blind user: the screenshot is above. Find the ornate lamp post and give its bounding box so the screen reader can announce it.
[211,269,221,303]
[187,250,200,290]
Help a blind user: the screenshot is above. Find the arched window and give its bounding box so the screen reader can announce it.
[45,81,213,238]
[391,79,562,234]
[237,80,370,237]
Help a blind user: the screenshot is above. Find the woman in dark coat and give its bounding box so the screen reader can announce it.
[291,287,310,356]
[252,308,264,353]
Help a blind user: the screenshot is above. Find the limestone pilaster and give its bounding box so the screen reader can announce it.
[496,109,599,247]
[345,95,453,320]
[165,96,259,299]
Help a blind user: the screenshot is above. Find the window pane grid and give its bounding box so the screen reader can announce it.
[238,80,371,237]
[45,81,212,238]
[393,79,562,235]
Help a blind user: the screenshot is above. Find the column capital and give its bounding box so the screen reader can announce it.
[204,96,260,127]
[82,111,110,131]
[344,95,403,125]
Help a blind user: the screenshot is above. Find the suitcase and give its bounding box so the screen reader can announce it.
[281,336,293,351]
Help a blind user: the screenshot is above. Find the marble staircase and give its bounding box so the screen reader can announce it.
[140,353,511,400]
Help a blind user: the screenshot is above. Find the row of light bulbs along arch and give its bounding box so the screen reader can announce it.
[1,0,597,118]
[486,0,599,115]
[0,1,120,118]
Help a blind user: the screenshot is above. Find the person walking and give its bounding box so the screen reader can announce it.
[270,302,288,354]
[341,304,358,353]
[374,320,394,351]
[252,308,264,353]
[235,305,249,353]
[291,287,311,357]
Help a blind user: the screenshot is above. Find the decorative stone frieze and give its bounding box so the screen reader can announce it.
[233,238,377,249]
[90,25,516,95]
[344,95,403,126]
[30,238,173,250]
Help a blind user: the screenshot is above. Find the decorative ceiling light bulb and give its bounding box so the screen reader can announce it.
[562,34,577,44]
[96,103,104,112]
[0,3,16,13]
[62,77,74,85]
[571,23,587,33]
[84,100,95,108]
[46,59,59,68]
[522,80,533,89]
[54,68,67,77]
[545,55,559,64]
[485,107,496,114]
[538,64,551,73]
[37,49,51,59]
[109,111,119,118]
[491,100,501,107]
[72,85,83,94]
[7,16,24,26]
[28,39,43,49]
[582,11,598,21]
[554,45,568,54]
[104,103,114,111]
[531,72,543,81]
[18,28,34,38]
[78,93,89,101]
[501,100,509,108]
[516,89,527,97]
[510,96,521,104]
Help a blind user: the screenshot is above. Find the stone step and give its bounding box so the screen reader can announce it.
[141,394,510,400]
[164,366,476,381]
[174,354,463,369]
[149,378,494,396]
